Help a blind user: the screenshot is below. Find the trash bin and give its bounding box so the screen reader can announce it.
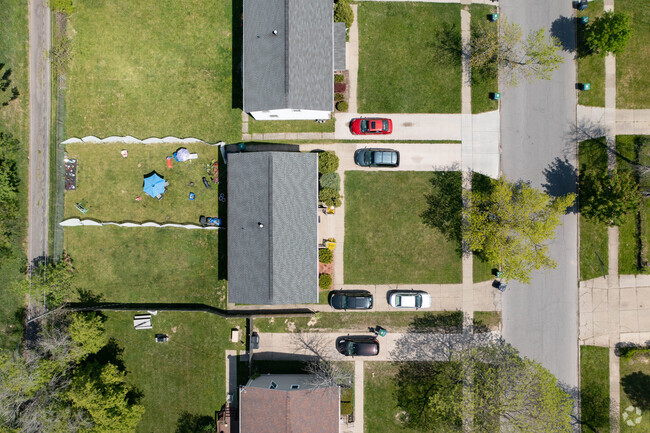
[376,326,387,337]
[238,142,246,151]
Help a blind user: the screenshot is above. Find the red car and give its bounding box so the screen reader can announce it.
[350,117,393,135]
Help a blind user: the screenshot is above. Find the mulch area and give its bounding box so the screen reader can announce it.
[319,261,334,275]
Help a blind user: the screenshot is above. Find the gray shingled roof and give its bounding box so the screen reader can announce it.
[227,152,318,305]
[333,23,347,71]
[243,0,335,113]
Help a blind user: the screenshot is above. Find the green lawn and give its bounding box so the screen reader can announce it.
[577,0,605,107]
[248,118,335,134]
[103,311,245,433]
[254,311,462,333]
[0,0,29,349]
[66,0,241,142]
[358,3,462,113]
[344,172,462,284]
[364,362,421,433]
[620,349,650,432]
[579,138,609,280]
[470,5,499,114]
[473,311,501,333]
[64,226,226,307]
[473,254,494,282]
[64,142,225,224]
[616,0,650,109]
[580,346,610,433]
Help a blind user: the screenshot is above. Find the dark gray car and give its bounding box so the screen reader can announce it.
[336,336,379,357]
[329,291,373,310]
[354,148,400,167]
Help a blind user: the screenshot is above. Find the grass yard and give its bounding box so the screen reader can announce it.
[64,226,226,307]
[0,0,29,349]
[470,5,499,114]
[254,311,462,333]
[247,118,335,134]
[66,0,241,142]
[344,172,462,284]
[616,0,650,109]
[473,255,495,282]
[473,311,501,333]
[580,346,610,433]
[364,363,421,433]
[620,349,650,432]
[103,311,245,433]
[358,3,462,113]
[579,138,609,280]
[577,0,605,107]
[64,142,225,224]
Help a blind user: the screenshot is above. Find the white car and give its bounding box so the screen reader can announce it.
[388,291,431,309]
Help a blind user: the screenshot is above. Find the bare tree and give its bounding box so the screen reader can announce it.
[292,332,353,391]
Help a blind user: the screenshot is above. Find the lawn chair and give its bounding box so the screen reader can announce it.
[75,200,89,214]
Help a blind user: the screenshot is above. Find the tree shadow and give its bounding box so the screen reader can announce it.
[83,337,126,372]
[0,63,19,107]
[550,16,577,53]
[434,23,462,67]
[408,311,463,334]
[621,372,650,410]
[542,157,578,212]
[231,0,243,110]
[174,412,216,433]
[420,171,463,248]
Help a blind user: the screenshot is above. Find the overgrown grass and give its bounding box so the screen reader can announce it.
[0,0,29,349]
[103,311,245,433]
[620,349,650,432]
[577,0,605,107]
[616,0,650,109]
[64,226,226,307]
[470,5,499,114]
[580,346,610,433]
[344,172,462,284]
[248,118,335,134]
[66,0,241,142]
[364,362,421,433]
[358,3,462,113]
[64,143,225,224]
[579,138,609,280]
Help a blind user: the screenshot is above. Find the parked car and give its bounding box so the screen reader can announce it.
[336,336,379,357]
[354,148,400,168]
[329,291,373,310]
[388,291,431,309]
[350,117,393,135]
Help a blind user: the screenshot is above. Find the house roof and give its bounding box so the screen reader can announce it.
[333,23,347,71]
[227,152,318,305]
[239,382,339,433]
[243,0,335,113]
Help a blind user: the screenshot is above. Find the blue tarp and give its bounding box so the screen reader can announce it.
[143,172,165,197]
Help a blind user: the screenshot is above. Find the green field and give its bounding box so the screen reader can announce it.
[620,349,650,432]
[580,346,610,433]
[577,0,605,107]
[64,142,225,224]
[66,0,241,142]
[64,226,226,307]
[103,311,245,433]
[344,172,462,284]
[616,0,650,108]
[358,3,462,113]
[470,5,499,114]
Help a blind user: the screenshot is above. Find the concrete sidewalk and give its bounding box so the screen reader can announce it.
[577,105,650,136]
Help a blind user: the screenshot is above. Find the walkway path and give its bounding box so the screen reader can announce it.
[578,106,650,136]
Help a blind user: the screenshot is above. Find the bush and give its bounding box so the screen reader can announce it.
[335,93,345,102]
[49,0,74,14]
[335,74,345,83]
[336,101,348,112]
[320,172,341,191]
[319,248,333,264]
[318,151,339,174]
[319,188,342,208]
[334,0,354,29]
[319,273,333,290]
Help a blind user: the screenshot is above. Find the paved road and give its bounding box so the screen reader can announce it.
[499,0,579,388]
[28,0,51,270]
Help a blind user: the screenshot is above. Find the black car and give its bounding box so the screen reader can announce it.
[354,148,400,168]
[329,291,373,310]
[336,336,380,357]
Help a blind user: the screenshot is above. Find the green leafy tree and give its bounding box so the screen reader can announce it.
[318,151,339,174]
[0,64,19,108]
[15,259,75,307]
[471,19,563,86]
[464,176,575,283]
[69,313,107,359]
[334,0,354,29]
[0,131,20,253]
[585,12,632,56]
[579,169,639,226]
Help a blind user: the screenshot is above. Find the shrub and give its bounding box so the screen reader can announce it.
[335,93,345,102]
[319,248,333,264]
[320,172,341,191]
[49,0,74,14]
[334,74,345,83]
[318,151,339,174]
[319,273,333,290]
[334,0,354,29]
[319,188,342,207]
[336,101,348,112]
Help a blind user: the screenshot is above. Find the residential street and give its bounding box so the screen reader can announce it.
[499,0,579,389]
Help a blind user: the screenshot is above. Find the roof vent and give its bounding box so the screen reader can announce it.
[269,381,278,389]
[258,222,264,228]
[272,30,278,35]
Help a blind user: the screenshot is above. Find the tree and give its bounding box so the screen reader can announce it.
[0,131,21,254]
[292,333,353,390]
[585,12,632,56]
[15,259,75,307]
[471,19,563,86]
[68,313,107,359]
[334,0,354,30]
[318,151,339,174]
[0,64,19,108]
[579,168,639,226]
[464,176,575,283]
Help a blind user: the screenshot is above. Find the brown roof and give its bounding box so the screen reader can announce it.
[239,386,339,433]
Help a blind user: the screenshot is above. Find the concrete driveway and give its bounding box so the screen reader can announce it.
[335,113,462,141]
[338,142,462,171]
